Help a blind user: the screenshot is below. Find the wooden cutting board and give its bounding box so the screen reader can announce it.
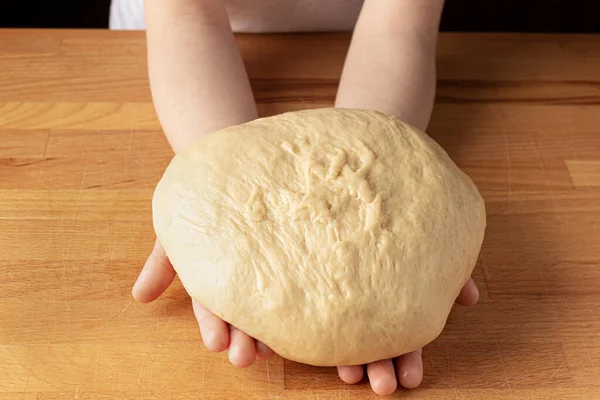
[1,29,599,399]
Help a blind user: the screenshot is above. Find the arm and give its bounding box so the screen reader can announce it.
[334,0,444,131]
[135,0,266,361]
[335,3,482,394]
[144,0,257,153]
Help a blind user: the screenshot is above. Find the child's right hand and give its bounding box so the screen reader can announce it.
[132,239,275,367]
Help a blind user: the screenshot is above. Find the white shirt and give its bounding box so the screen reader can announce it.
[109,0,364,32]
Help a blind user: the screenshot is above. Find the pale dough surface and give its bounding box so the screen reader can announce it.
[153,108,486,366]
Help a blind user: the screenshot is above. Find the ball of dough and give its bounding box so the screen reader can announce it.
[152,108,486,367]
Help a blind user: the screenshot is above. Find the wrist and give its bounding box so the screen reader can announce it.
[164,110,258,154]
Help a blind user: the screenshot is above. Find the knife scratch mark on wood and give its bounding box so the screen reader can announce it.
[443,344,454,388]
[493,105,512,208]
[62,258,71,323]
[519,210,553,330]
[36,131,50,184]
[167,329,180,342]
[547,359,566,382]
[164,316,173,332]
[74,157,89,220]
[564,103,588,192]
[429,349,437,377]
[119,300,132,318]
[104,352,137,370]
[91,343,101,392]
[109,235,117,264]
[61,201,71,322]
[465,389,475,400]
[527,129,549,189]
[484,302,511,390]
[105,368,129,399]
[127,106,136,171]
[266,359,272,399]
[150,365,180,400]
[138,360,145,384]
[585,303,600,381]
[525,135,561,322]
[23,350,34,394]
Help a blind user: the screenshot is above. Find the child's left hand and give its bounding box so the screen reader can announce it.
[335,278,479,395]
[133,239,479,396]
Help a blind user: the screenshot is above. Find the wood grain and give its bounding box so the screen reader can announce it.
[1,29,599,399]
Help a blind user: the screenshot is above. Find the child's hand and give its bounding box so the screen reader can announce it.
[132,239,275,367]
[335,278,479,395]
[133,239,479,395]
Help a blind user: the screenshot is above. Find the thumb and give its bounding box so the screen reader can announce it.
[132,238,176,303]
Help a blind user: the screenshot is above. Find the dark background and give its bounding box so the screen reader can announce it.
[1,0,599,32]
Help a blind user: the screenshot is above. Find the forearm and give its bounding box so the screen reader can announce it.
[335,0,444,132]
[144,0,257,153]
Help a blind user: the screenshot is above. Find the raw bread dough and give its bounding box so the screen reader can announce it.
[152,108,486,367]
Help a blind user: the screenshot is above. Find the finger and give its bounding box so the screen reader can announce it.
[192,300,229,352]
[228,327,256,368]
[456,277,479,306]
[366,359,397,396]
[255,341,275,361]
[395,349,423,389]
[132,239,176,303]
[337,365,364,385]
